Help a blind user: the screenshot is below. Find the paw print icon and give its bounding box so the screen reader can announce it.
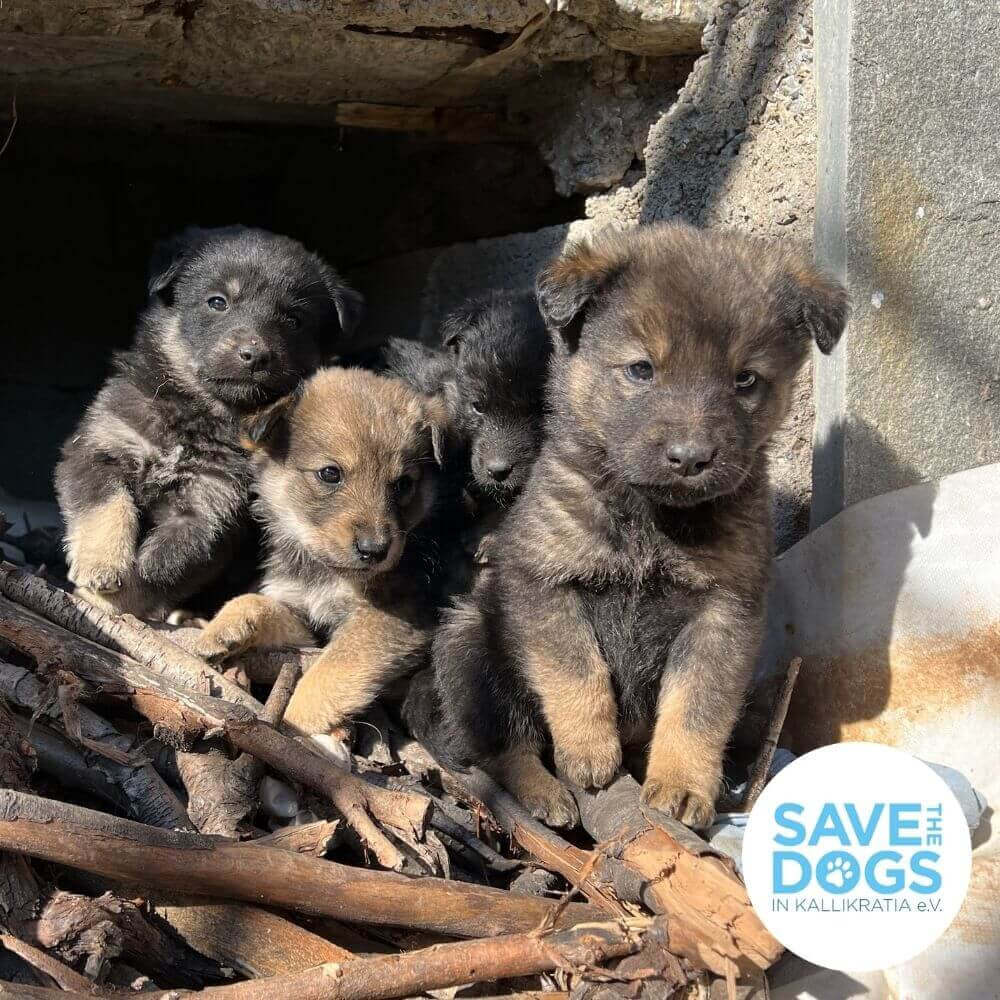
[817,852,860,893]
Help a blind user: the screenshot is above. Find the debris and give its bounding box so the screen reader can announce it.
[0,555,784,997]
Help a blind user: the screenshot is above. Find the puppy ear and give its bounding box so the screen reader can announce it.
[421,395,452,467]
[314,257,365,338]
[147,226,210,303]
[776,260,850,355]
[535,237,626,352]
[439,302,482,354]
[242,390,299,452]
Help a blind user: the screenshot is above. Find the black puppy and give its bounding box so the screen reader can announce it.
[385,290,551,559]
[55,225,363,621]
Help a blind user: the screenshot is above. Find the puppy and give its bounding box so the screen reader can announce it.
[405,223,848,829]
[194,367,453,736]
[55,225,363,621]
[385,291,551,558]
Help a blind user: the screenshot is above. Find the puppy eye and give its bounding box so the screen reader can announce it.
[316,465,342,485]
[284,311,302,330]
[625,361,654,382]
[734,370,758,390]
[394,473,418,500]
[470,402,484,416]
[207,296,228,312]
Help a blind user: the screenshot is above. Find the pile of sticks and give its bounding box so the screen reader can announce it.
[0,556,781,999]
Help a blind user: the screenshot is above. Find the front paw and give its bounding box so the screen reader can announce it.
[69,558,129,595]
[554,731,622,790]
[283,684,348,738]
[641,770,719,829]
[519,779,580,828]
[194,596,270,663]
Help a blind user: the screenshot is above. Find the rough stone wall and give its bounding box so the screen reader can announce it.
[356,0,820,549]
[589,0,819,549]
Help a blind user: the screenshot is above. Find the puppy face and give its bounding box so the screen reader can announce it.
[248,368,447,576]
[149,226,364,410]
[440,292,551,499]
[537,224,848,507]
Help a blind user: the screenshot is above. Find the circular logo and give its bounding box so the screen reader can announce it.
[742,743,972,972]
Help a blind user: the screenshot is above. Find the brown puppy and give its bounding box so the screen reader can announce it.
[405,223,848,828]
[195,367,452,735]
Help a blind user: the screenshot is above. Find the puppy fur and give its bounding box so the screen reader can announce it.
[55,225,363,621]
[405,223,848,829]
[384,290,551,559]
[195,367,455,736]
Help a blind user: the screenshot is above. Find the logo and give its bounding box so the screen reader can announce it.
[742,743,972,972]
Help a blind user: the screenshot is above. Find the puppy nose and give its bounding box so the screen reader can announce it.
[486,459,514,482]
[666,443,716,477]
[354,534,391,563]
[236,339,273,371]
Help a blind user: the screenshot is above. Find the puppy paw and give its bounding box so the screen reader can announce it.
[521,781,580,829]
[70,560,128,595]
[554,732,622,790]
[641,775,718,829]
[66,493,138,595]
[194,596,272,663]
[283,685,350,737]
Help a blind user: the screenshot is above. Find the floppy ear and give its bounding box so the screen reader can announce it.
[242,390,299,452]
[314,258,365,338]
[535,237,626,352]
[147,226,211,303]
[776,261,850,355]
[438,302,483,354]
[421,395,452,467]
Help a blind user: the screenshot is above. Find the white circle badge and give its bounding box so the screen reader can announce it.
[742,743,972,972]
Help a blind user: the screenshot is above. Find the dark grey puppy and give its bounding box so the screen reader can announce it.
[405,223,848,830]
[55,225,363,621]
[384,290,551,558]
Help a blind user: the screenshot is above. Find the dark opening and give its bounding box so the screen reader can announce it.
[0,117,581,502]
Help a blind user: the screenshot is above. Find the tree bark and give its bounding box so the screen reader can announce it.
[152,902,353,978]
[0,659,192,831]
[0,915,664,1000]
[22,889,225,987]
[0,597,428,870]
[0,790,601,939]
[0,934,93,992]
[0,563,260,712]
[571,775,782,976]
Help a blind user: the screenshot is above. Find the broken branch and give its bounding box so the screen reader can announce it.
[1,914,660,1000]
[740,657,801,811]
[0,790,602,939]
[571,775,782,976]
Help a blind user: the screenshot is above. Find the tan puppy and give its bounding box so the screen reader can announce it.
[195,367,451,736]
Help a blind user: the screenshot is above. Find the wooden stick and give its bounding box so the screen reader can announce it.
[0,597,426,870]
[23,888,225,987]
[152,901,353,978]
[0,562,261,712]
[0,659,192,831]
[571,775,782,976]
[0,790,601,939]
[438,764,630,918]
[0,933,93,992]
[0,915,660,1000]
[252,820,341,857]
[740,657,801,811]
